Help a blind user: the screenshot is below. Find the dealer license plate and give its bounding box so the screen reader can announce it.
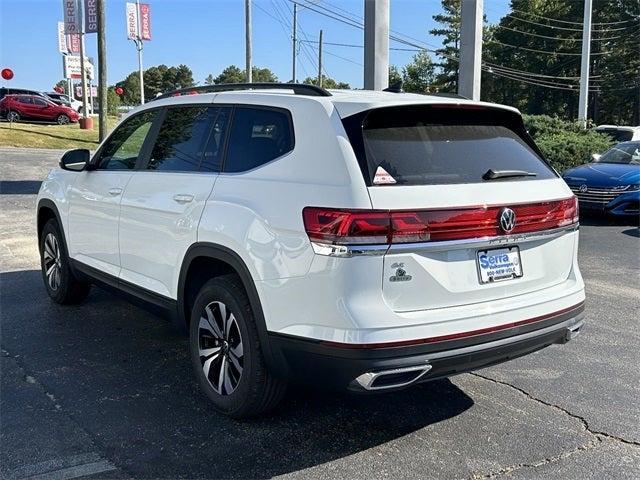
[477,246,523,284]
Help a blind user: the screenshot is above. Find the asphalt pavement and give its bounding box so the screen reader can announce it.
[1,147,639,479]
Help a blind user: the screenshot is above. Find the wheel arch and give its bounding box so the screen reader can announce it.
[37,199,66,247]
[178,243,281,373]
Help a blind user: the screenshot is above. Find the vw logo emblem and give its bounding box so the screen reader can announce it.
[499,208,516,234]
[579,184,588,193]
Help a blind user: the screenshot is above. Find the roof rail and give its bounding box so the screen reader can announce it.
[152,83,332,101]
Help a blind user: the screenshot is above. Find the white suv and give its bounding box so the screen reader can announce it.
[36,84,585,418]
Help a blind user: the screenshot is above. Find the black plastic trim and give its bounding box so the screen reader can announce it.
[70,259,178,321]
[266,305,584,389]
[177,243,279,374]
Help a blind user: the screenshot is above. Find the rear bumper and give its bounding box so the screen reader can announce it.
[267,302,585,392]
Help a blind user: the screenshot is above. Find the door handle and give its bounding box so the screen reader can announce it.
[173,194,194,204]
[108,188,123,196]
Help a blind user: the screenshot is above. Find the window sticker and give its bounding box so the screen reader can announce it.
[373,165,397,185]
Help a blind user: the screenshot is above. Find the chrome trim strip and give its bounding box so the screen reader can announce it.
[311,223,579,257]
[354,364,433,391]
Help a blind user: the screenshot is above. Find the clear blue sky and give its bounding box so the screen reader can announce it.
[0,0,509,92]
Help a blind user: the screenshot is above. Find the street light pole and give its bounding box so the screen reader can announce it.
[458,0,483,101]
[136,0,145,104]
[578,0,593,128]
[97,0,107,141]
[245,0,252,82]
[292,3,297,83]
[317,29,323,87]
[77,0,90,119]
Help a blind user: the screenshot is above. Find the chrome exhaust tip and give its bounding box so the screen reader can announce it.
[353,363,432,391]
[557,321,584,344]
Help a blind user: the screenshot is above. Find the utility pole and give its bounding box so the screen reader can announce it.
[578,0,593,128]
[136,0,145,103]
[97,0,107,141]
[245,0,252,82]
[77,0,90,122]
[317,29,323,87]
[292,3,297,83]
[363,0,389,90]
[458,0,483,100]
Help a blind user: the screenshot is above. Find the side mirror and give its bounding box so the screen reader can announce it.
[60,149,90,171]
[591,153,601,162]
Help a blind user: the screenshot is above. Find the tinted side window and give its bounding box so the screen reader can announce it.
[96,110,156,170]
[148,106,229,172]
[33,98,48,107]
[224,107,293,173]
[18,96,33,105]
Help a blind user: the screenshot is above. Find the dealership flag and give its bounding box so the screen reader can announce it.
[126,2,138,40]
[84,0,98,33]
[139,4,151,40]
[67,33,81,54]
[57,21,68,53]
[62,0,81,33]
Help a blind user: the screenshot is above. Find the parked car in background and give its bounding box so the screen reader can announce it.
[0,87,52,103]
[0,94,79,124]
[563,141,640,217]
[47,92,79,110]
[595,125,640,142]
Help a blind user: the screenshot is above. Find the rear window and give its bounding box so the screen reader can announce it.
[596,128,633,142]
[343,105,556,186]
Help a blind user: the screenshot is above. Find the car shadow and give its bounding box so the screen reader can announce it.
[1,270,474,479]
[0,180,42,194]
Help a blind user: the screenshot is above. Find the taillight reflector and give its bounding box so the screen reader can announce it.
[303,197,578,245]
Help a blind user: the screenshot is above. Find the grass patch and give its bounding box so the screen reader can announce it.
[0,117,119,150]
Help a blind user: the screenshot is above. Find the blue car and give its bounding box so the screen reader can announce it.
[563,141,640,217]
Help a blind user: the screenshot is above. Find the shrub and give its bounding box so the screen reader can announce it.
[522,115,614,172]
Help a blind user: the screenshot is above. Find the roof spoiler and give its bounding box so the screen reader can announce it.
[152,83,332,101]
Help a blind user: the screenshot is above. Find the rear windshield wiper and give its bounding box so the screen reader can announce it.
[483,169,538,180]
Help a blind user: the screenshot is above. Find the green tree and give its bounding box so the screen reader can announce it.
[388,65,402,87]
[117,64,195,104]
[302,75,350,89]
[105,87,121,116]
[210,65,277,84]
[430,0,461,92]
[402,51,436,93]
[251,67,278,83]
[204,74,215,85]
[482,0,639,124]
[54,79,68,95]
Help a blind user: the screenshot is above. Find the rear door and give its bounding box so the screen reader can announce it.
[118,105,230,298]
[342,104,577,313]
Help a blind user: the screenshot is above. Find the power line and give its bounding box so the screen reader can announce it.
[509,7,639,26]
[290,0,639,93]
[486,39,614,56]
[493,23,637,42]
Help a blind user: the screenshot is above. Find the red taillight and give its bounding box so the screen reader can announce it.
[303,197,578,246]
[302,208,391,244]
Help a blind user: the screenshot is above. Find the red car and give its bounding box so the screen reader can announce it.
[0,94,79,125]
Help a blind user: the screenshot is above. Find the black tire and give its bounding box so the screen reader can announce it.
[39,219,91,304]
[7,111,19,122]
[190,275,286,418]
[57,114,70,125]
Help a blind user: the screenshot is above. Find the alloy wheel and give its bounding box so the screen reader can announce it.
[57,115,70,125]
[198,301,244,395]
[43,233,62,291]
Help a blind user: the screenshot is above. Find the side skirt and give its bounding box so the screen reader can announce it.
[70,259,179,326]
